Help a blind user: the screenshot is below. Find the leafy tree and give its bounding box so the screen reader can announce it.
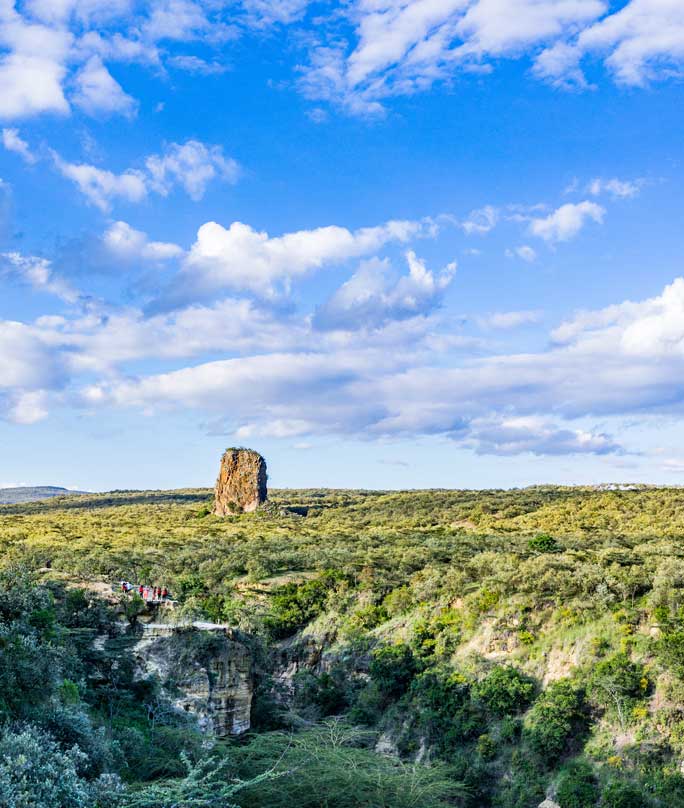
[528,534,559,553]
[523,680,586,765]
[555,759,599,808]
[118,752,281,808]
[588,653,647,730]
[369,643,419,702]
[0,724,91,808]
[600,780,648,808]
[473,665,536,717]
[232,722,467,808]
[264,571,344,639]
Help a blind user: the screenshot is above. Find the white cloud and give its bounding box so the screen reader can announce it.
[1,128,36,163]
[102,221,183,261]
[506,245,537,262]
[477,310,541,330]
[539,0,684,88]
[529,200,605,242]
[301,0,606,112]
[73,274,684,451]
[241,0,311,26]
[0,53,70,120]
[461,205,498,235]
[300,0,684,113]
[1,251,78,302]
[167,55,228,75]
[23,0,132,24]
[169,216,437,301]
[467,415,621,456]
[52,152,147,211]
[6,390,49,425]
[314,251,456,330]
[52,139,239,210]
[0,321,66,392]
[587,177,642,198]
[72,55,137,117]
[145,140,239,201]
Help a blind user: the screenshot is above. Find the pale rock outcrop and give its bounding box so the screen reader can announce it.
[133,622,253,736]
[213,448,267,515]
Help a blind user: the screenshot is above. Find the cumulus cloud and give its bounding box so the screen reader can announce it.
[529,200,605,242]
[1,251,79,302]
[538,0,684,88]
[298,0,684,114]
[0,0,307,125]
[6,390,50,425]
[52,152,147,211]
[52,139,239,211]
[102,221,183,261]
[477,310,541,330]
[0,0,682,125]
[1,128,36,163]
[506,245,537,262]
[145,140,239,201]
[461,205,498,235]
[587,177,643,198]
[70,274,684,452]
[164,216,438,302]
[298,0,605,112]
[314,251,456,330]
[0,321,67,395]
[72,55,137,117]
[167,55,228,75]
[466,415,622,456]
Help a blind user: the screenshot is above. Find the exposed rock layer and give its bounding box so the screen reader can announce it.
[213,448,267,515]
[133,623,253,736]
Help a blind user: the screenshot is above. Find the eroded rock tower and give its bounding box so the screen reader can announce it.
[213,448,267,515]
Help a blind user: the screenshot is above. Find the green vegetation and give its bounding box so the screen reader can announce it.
[4,484,684,805]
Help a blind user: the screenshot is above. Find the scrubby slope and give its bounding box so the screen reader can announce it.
[4,485,684,806]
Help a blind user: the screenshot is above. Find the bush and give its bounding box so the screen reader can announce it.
[600,780,648,808]
[0,724,92,808]
[294,670,348,717]
[369,644,419,702]
[588,653,647,728]
[528,534,559,553]
[474,665,536,717]
[400,669,484,756]
[231,722,467,808]
[264,572,345,639]
[524,680,586,764]
[555,760,599,808]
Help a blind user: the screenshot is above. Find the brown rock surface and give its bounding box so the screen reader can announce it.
[213,448,267,515]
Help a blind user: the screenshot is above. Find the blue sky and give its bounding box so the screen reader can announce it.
[1,0,684,491]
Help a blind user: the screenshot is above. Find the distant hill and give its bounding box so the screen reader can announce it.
[0,486,88,505]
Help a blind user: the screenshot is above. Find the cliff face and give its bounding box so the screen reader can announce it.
[133,623,253,736]
[213,448,267,515]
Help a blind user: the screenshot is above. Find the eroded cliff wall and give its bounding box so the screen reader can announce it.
[133,623,253,736]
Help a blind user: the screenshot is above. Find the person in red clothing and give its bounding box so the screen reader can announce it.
[162,587,168,599]
[138,584,144,597]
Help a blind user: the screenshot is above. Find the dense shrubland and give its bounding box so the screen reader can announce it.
[4,485,684,805]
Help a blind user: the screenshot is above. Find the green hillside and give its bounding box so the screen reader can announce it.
[3,486,684,806]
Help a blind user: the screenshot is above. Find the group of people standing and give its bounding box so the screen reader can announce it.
[119,581,170,601]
